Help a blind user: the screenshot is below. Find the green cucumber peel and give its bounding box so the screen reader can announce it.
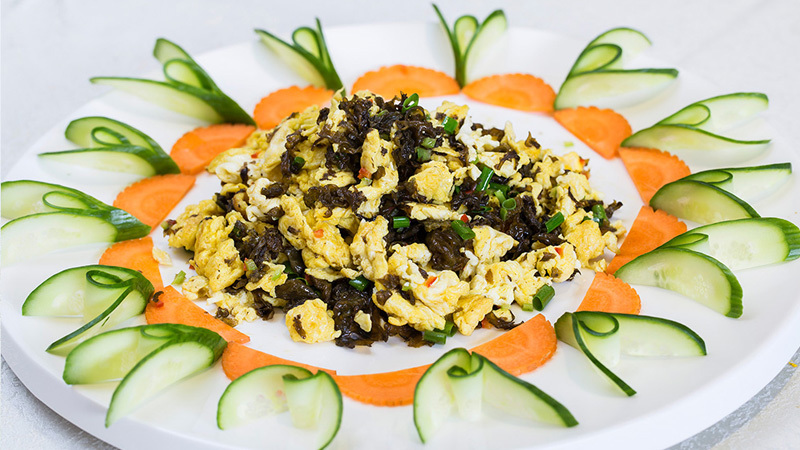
[615,247,743,318]
[622,93,770,160]
[432,4,507,87]
[555,27,678,109]
[91,38,254,125]
[659,217,800,270]
[106,327,227,427]
[650,178,760,225]
[684,163,791,202]
[554,311,706,396]
[34,266,155,355]
[255,18,343,91]
[217,365,342,450]
[414,348,577,443]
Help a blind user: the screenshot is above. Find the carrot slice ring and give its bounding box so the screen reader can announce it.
[463,73,556,113]
[99,236,163,291]
[253,85,333,130]
[554,106,632,159]
[606,206,687,274]
[170,123,255,175]
[619,147,691,203]
[351,64,460,98]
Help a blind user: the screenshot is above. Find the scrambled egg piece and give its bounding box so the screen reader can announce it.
[409,161,453,204]
[407,203,462,221]
[376,291,445,331]
[470,261,523,307]
[531,244,579,283]
[387,243,431,285]
[245,262,288,296]
[472,226,517,263]
[354,310,372,332]
[278,195,351,269]
[151,246,172,266]
[356,130,398,218]
[168,199,223,251]
[453,294,493,336]
[350,217,390,280]
[286,299,341,344]
[193,216,245,292]
[411,270,470,317]
[182,275,210,301]
[209,290,257,324]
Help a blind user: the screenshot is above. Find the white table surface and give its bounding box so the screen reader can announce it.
[2,0,799,448]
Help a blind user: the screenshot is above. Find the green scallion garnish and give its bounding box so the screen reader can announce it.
[171,270,186,285]
[416,147,432,162]
[564,141,574,148]
[402,93,419,112]
[502,198,517,211]
[245,259,258,272]
[545,212,565,233]
[393,216,411,229]
[292,156,306,171]
[402,281,412,291]
[493,189,506,203]
[349,275,370,292]
[500,208,508,221]
[453,185,461,194]
[271,270,283,281]
[521,302,534,312]
[489,182,509,195]
[423,330,447,345]
[443,116,457,134]
[476,166,494,191]
[421,137,436,148]
[437,321,457,337]
[592,204,607,223]
[451,220,476,240]
[532,285,556,311]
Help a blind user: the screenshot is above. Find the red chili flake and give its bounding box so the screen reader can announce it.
[481,318,492,329]
[251,152,260,159]
[189,264,195,270]
[464,189,474,195]
[424,276,438,288]
[579,157,588,166]
[460,214,469,223]
[151,291,165,307]
[358,167,371,179]
[313,229,324,238]
[555,247,563,257]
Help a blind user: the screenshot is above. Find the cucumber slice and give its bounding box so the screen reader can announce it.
[453,15,478,55]
[480,356,578,427]
[555,27,678,109]
[35,267,154,356]
[39,146,174,177]
[292,27,323,60]
[1,180,150,264]
[414,347,471,443]
[685,163,792,202]
[554,311,706,395]
[446,353,484,421]
[106,328,227,426]
[615,247,743,317]
[163,59,216,90]
[63,324,191,384]
[217,366,342,449]
[65,116,159,150]
[650,179,760,224]
[217,365,313,429]
[658,92,769,131]
[153,38,194,65]
[660,218,800,270]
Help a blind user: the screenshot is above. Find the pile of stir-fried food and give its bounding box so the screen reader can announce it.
[164,91,625,348]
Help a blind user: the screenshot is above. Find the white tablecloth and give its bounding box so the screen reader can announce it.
[2,0,799,448]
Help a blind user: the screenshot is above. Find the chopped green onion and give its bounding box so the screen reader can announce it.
[500,208,508,221]
[402,281,412,291]
[423,330,447,345]
[521,302,534,312]
[564,141,574,148]
[245,259,258,272]
[292,156,305,170]
[402,93,419,112]
[453,185,461,194]
[160,220,171,231]
[359,177,372,187]
[532,285,556,311]
[443,116,457,134]
[171,270,186,285]
[451,220,476,240]
[502,198,517,211]
[476,166,494,191]
[393,216,411,229]
[421,137,436,148]
[489,182,509,195]
[545,212,565,233]
[592,204,607,222]
[349,275,370,292]
[271,270,283,281]
[493,189,506,203]
[416,147,432,162]
[438,321,457,337]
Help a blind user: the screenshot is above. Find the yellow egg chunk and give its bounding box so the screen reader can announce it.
[409,161,454,204]
[286,299,341,344]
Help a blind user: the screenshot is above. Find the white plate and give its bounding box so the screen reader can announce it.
[2,22,800,450]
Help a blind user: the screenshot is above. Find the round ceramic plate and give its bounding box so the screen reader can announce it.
[2,22,799,450]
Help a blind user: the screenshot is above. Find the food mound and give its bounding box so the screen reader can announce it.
[164,91,625,348]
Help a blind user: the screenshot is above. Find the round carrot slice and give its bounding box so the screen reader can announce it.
[463,73,556,113]
[576,272,641,314]
[606,206,687,274]
[170,123,255,175]
[112,174,195,229]
[253,85,333,130]
[351,64,460,98]
[99,236,163,291]
[470,313,557,376]
[554,106,632,159]
[619,147,691,203]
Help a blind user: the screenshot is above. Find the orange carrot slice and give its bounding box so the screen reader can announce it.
[334,365,430,407]
[462,73,556,113]
[577,272,641,314]
[99,236,163,290]
[253,85,333,130]
[470,313,557,376]
[145,286,250,344]
[553,106,632,159]
[619,147,691,203]
[606,206,687,274]
[221,342,334,380]
[112,174,195,229]
[351,65,460,99]
[170,123,255,175]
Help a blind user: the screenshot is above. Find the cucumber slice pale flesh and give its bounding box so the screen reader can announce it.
[106,327,227,426]
[555,68,679,110]
[658,92,769,131]
[446,353,484,421]
[584,27,652,68]
[660,217,800,270]
[153,38,194,65]
[615,247,743,318]
[39,146,175,177]
[684,163,792,202]
[650,179,760,225]
[554,311,706,395]
[414,347,471,443]
[65,116,159,150]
